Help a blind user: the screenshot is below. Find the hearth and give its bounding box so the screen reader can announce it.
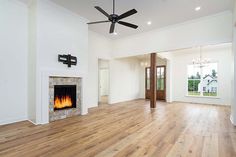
[54,85,76,111]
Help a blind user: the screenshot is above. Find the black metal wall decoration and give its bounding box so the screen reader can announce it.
[58,54,77,67]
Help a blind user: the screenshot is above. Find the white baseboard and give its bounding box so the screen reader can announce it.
[1,110,89,126]
[27,119,39,125]
[0,117,27,125]
[81,110,88,115]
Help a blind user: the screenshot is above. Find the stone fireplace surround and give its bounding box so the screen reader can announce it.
[37,70,88,125]
[49,77,81,122]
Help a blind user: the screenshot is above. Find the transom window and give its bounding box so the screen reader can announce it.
[187,63,218,97]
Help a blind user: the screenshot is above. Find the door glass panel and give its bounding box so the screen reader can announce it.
[157,68,161,78]
[146,68,150,90]
[157,67,165,91]
[161,67,164,78]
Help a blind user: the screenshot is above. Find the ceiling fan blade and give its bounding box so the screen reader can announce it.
[95,6,111,19]
[118,21,138,29]
[87,20,110,24]
[117,9,137,20]
[109,23,115,33]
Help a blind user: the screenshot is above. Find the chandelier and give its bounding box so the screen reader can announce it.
[192,46,211,68]
[140,61,149,67]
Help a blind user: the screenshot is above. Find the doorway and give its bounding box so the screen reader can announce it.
[145,66,166,101]
[98,59,109,105]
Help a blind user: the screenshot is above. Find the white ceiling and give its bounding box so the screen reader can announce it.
[49,0,233,39]
[133,54,166,61]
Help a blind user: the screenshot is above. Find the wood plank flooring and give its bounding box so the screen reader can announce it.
[98,96,109,105]
[0,100,236,157]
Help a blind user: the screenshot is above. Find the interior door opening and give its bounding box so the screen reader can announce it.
[98,59,109,105]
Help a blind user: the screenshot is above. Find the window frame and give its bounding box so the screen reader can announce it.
[186,62,219,98]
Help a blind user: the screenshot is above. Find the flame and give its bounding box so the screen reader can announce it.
[54,95,72,109]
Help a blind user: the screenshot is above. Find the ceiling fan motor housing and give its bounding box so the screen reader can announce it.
[110,14,119,23]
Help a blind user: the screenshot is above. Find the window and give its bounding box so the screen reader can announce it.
[203,87,206,92]
[187,63,218,97]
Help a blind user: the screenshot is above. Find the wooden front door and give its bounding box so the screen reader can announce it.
[145,66,166,101]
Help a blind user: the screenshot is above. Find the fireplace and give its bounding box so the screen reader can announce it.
[54,85,76,111]
[49,77,81,122]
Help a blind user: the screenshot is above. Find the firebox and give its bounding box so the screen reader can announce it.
[54,85,76,111]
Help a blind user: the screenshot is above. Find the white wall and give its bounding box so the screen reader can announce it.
[231,0,236,125]
[87,31,112,108]
[109,58,140,104]
[0,0,28,124]
[29,0,89,124]
[99,59,110,69]
[139,66,146,98]
[36,0,88,72]
[162,43,232,105]
[28,0,37,124]
[166,59,173,103]
[112,11,232,58]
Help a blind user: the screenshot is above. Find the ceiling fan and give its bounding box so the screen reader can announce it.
[87,0,138,34]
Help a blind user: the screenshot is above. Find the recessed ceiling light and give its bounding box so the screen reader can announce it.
[113,32,118,35]
[195,6,201,11]
[147,21,152,25]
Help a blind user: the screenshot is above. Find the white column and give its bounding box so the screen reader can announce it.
[28,0,37,124]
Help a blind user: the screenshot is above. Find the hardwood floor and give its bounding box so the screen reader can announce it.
[99,95,109,105]
[0,100,236,157]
